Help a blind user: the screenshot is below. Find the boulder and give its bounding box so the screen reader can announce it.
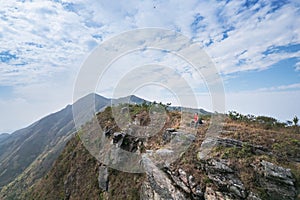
[253,160,297,200]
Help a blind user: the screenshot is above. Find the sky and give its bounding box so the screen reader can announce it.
[0,0,300,133]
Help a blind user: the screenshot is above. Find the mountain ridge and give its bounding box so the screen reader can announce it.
[0,93,211,197]
[0,93,109,191]
[21,104,300,200]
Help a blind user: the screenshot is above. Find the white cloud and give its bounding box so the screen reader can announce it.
[1,0,299,84]
[257,82,300,92]
[0,0,100,85]
[205,1,300,74]
[0,0,300,132]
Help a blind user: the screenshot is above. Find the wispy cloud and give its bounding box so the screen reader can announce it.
[1,0,299,87]
[0,0,102,85]
[204,1,300,74]
[0,0,299,132]
[257,82,300,92]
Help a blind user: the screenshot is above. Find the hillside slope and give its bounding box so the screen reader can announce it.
[0,93,110,196]
[22,105,300,200]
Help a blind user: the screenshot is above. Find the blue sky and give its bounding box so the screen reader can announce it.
[0,0,300,133]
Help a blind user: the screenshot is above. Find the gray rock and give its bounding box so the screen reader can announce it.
[98,165,109,191]
[146,150,154,154]
[167,170,191,194]
[142,156,188,200]
[192,185,203,199]
[166,169,204,199]
[140,180,161,200]
[246,192,261,200]
[203,159,247,199]
[254,160,296,200]
[178,168,188,185]
[170,132,196,145]
[152,149,174,168]
[188,175,197,189]
[260,160,295,186]
[206,159,234,173]
[162,131,172,143]
[228,184,246,199]
[204,186,233,200]
[120,107,129,114]
[163,130,195,145]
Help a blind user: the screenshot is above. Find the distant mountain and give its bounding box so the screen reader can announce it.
[0,133,9,142]
[0,93,110,194]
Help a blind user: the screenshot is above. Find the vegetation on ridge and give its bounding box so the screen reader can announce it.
[3,103,299,199]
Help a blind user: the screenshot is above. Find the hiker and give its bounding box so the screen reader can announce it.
[189,113,198,128]
[194,113,198,124]
[193,113,203,128]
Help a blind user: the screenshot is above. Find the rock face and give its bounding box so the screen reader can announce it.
[100,129,298,200]
[98,165,109,191]
[204,186,232,200]
[162,128,176,143]
[253,160,297,200]
[25,125,299,200]
[201,159,247,199]
[166,168,203,199]
[196,137,298,200]
[141,156,187,200]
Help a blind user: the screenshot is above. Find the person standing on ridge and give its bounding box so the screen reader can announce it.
[194,113,198,128]
[194,113,198,123]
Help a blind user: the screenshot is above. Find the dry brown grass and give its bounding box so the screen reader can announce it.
[170,117,300,198]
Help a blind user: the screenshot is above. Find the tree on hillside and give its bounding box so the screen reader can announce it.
[293,116,299,126]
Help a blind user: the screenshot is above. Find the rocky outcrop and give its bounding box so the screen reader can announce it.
[166,168,203,199]
[204,186,233,200]
[197,137,298,200]
[162,128,176,143]
[201,159,247,199]
[141,156,187,200]
[253,160,297,200]
[98,165,109,191]
[97,121,299,200]
[101,128,298,200]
